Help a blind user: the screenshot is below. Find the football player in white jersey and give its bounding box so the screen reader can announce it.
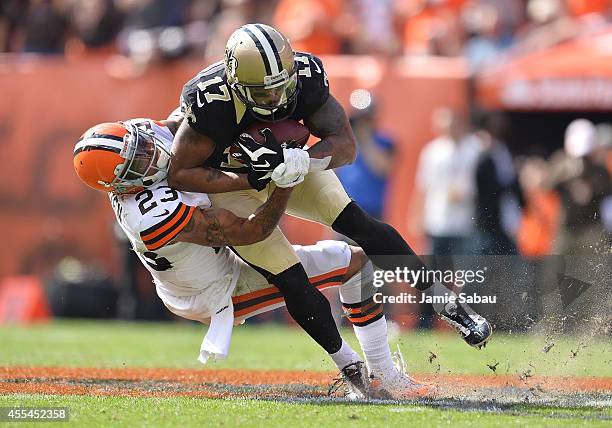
[73,118,431,400]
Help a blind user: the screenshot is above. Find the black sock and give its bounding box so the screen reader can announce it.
[271,263,343,353]
[332,202,433,291]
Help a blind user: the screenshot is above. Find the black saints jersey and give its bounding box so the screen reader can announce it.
[180,52,329,172]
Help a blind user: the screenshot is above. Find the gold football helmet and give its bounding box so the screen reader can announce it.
[225,24,298,121]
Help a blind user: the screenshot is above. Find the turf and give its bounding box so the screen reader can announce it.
[0,394,609,428]
[1,320,610,427]
[0,320,610,377]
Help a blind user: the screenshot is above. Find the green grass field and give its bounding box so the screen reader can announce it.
[0,320,610,427]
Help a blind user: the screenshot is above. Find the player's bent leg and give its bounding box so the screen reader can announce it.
[332,202,492,349]
[283,170,352,226]
[210,189,300,275]
[332,202,430,286]
[288,180,484,351]
[212,190,364,375]
[232,240,369,398]
[156,287,212,324]
[232,240,353,321]
[339,246,431,399]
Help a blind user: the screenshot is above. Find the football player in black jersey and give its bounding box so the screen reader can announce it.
[168,24,492,366]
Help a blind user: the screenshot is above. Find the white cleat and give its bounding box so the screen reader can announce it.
[369,347,433,400]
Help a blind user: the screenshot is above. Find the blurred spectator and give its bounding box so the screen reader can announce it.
[517,156,561,258]
[120,0,189,29]
[461,1,512,70]
[337,89,396,220]
[566,0,611,17]
[349,0,399,55]
[0,0,28,52]
[23,0,70,54]
[398,0,465,56]
[69,0,124,54]
[410,107,481,328]
[512,0,608,54]
[206,0,275,59]
[274,0,347,54]
[411,107,481,256]
[2,0,610,58]
[595,123,612,233]
[549,119,612,254]
[595,122,612,175]
[473,113,524,255]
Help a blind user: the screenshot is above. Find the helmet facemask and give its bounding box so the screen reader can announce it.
[110,123,171,193]
[229,63,300,122]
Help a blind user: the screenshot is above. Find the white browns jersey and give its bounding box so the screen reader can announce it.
[109,119,241,317]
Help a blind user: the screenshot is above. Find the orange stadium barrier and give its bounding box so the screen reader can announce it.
[0,276,50,323]
[0,55,468,280]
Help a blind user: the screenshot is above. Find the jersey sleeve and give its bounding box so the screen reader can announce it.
[180,78,209,136]
[294,52,330,119]
[180,62,229,138]
[136,186,196,251]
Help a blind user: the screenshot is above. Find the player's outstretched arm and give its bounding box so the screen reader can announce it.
[304,94,357,170]
[168,120,252,193]
[175,187,293,247]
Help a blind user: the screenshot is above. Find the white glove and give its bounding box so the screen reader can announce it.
[271,163,305,188]
[271,148,310,188]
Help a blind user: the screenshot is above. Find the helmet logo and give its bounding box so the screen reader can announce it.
[225,45,239,83]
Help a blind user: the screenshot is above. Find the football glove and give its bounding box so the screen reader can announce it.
[271,148,310,188]
[235,128,283,172]
[271,163,305,188]
[247,167,272,191]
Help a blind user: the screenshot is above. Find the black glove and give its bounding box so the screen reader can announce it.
[235,128,284,172]
[247,167,272,191]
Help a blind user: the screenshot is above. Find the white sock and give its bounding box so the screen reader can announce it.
[329,339,361,370]
[352,315,396,378]
[339,262,395,377]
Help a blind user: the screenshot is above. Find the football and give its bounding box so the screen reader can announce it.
[243,119,310,149]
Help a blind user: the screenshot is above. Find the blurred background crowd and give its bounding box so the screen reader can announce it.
[2,0,612,70]
[0,0,610,329]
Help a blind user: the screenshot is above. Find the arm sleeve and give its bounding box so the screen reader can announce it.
[137,187,196,251]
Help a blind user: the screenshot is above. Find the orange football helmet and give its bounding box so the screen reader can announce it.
[73,121,170,194]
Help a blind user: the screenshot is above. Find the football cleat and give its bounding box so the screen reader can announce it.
[439,301,492,348]
[328,361,369,399]
[369,348,433,400]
